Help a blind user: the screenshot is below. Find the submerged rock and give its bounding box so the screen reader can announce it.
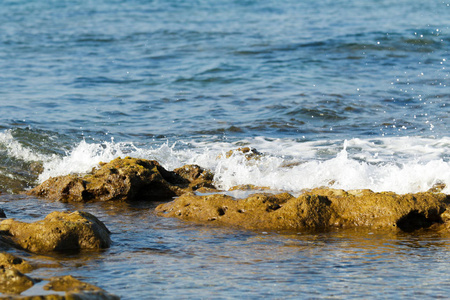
[40,275,120,300]
[0,252,118,299]
[156,188,450,232]
[28,157,216,202]
[0,274,119,299]
[0,211,111,253]
[0,266,34,295]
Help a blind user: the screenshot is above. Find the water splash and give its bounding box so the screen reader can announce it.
[1,129,449,194]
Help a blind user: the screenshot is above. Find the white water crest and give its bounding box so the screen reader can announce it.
[0,130,52,162]
[2,130,448,195]
[33,136,450,195]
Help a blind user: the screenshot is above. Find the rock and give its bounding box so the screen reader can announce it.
[156,188,450,232]
[44,275,105,293]
[224,147,262,160]
[28,157,216,202]
[229,184,270,191]
[0,266,34,295]
[173,164,216,192]
[427,182,446,193]
[0,293,117,300]
[42,275,120,299]
[0,275,120,299]
[0,208,5,218]
[0,211,111,253]
[0,252,34,273]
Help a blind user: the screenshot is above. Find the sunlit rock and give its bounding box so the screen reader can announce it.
[0,266,34,295]
[0,252,34,273]
[0,211,111,253]
[0,274,120,299]
[28,157,216,202]
[156,188,450,232]
[40,275,120,300]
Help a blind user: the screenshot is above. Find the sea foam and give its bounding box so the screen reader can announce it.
[2,130,449,195]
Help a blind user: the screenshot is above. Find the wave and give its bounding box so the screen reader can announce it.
[0,129,449,194]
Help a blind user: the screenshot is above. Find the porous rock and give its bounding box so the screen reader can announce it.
[28,157,216,202]
[0,211,111,253]
[156,188,450,232]
[0,252,34,273]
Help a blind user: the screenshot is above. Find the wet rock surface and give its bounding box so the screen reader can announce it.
[156,188,450,232]
[36,275,120,300]
[10,156,450,298]
[224,147,262,160]
[0,236,117,299]
[0,253,34,273]
[28,157,216,202]
[0,211,111,253]
[0,267,34,295]
[0,273,120,299]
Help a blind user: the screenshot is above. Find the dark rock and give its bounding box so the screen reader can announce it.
[0,208,5,218]
[173,164,215,191]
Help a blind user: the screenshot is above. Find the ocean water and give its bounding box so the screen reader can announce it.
[1,0,450,298]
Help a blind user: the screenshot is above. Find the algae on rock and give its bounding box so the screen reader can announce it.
[156,188,450,232]
[39,275,120,300]
[0,252,34,273]
[0,252,119,299]
[0,267,34,295]
[0,274,120,299]
[28,157,216,202]
[0,211,111,253]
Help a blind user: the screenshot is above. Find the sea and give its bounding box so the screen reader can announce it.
[1,0,450,298]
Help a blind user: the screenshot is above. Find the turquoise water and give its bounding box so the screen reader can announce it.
[1,0,450,298]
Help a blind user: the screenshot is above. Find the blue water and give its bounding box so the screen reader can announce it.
[1,0,449,141]
[1,0,450,298]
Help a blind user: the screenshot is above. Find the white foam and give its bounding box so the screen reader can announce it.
[5,132,446,194]
[189,136,450,194]
[210,144,450,194]
[0,130,52,162]
[38,139,127,182]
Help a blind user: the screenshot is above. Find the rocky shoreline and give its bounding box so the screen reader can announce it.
[1,155,449,298]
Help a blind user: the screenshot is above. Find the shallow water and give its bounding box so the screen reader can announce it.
[1,0,450,298]
[2,196,450,299]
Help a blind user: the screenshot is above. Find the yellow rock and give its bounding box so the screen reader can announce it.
[156,188,450,232]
